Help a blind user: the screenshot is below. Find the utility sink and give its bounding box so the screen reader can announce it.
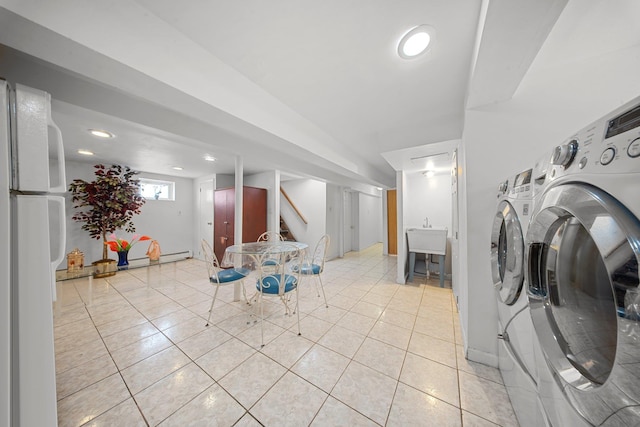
[407,227,447,255]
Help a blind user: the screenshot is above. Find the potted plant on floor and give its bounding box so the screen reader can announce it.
[69,164,146,277]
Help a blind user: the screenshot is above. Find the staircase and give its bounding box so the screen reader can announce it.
[280,216,296,241]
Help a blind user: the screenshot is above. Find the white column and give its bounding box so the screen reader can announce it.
[233,156,243,301]
[273,170,281,233]
[396,170,406,284]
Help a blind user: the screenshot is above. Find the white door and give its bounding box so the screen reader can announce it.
[351,192,359,251]
[198,180,214,260]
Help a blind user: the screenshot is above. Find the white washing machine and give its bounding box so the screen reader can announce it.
[527,96,640,426]
[491,161,550,427]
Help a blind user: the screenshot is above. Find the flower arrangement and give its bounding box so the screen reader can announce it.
[106,233,151,253]
[69,164,146,261]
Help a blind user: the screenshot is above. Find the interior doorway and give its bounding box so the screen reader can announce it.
[198,179,214,260]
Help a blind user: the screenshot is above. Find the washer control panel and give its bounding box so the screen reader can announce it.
[549,98,640,180]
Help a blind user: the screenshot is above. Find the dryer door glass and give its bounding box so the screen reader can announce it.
[544,216,616,384]
[528,183,640,392]
[491,200,524,305]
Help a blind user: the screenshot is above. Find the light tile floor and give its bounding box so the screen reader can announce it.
[54,244,518,426]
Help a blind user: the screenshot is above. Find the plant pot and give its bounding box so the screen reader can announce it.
[92,259,117,278]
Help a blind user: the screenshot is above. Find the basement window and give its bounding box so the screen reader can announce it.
[139,178,175,201]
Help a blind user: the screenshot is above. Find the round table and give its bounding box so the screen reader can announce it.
[221,241,309,301]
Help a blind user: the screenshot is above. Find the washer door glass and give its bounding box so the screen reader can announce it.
[491,200,525,305]
[528,183,640,392]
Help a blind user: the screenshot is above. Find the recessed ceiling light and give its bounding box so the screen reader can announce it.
[77,149,94,156]
[204,155,217,162]
[88,129,114,138]
[172,166,183,171]
[398,25,435,59]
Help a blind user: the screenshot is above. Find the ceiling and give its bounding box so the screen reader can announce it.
[0,1,482,186]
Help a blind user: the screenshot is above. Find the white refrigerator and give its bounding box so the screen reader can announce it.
[1,80,67,426]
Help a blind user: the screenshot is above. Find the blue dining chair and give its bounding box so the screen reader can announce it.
[257,231,285,273]
[257,231,284,242]
[254,244,303,347]
[297,234,330,308]
[201,239,249,327]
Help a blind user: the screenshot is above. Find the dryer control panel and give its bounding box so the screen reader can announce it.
[508,168,532,199]
[549,97,640,181]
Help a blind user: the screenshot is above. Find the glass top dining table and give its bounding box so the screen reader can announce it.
[221,241,309,301]
[220,241,309,269]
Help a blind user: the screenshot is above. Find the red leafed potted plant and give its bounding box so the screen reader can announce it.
[69,164,146,276]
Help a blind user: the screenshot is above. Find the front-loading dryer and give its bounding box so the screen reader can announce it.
[527,96,640,426]
[491,160,550,427]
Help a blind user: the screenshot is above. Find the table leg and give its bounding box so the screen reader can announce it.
[234,283,242,302]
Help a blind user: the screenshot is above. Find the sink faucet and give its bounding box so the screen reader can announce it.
[423,216,430,228]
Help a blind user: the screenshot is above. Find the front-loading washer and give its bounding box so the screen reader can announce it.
[491,159,550,427]
[527,96,640,426]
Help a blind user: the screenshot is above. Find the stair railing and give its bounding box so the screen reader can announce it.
[280,187,308,224]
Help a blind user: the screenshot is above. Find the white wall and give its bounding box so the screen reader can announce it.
[216,174,234,189]
[245,170,279,233]
[61,161,194,267]
[404,172,452,231]
[459,41,640,364]
[280,179,326,249]
[357,192,383,250]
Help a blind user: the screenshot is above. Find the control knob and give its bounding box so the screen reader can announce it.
[552,139,579,168]
[498,180,508,194]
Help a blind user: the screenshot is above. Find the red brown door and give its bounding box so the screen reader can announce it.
[213,186,267,262]
[242,187,267,243]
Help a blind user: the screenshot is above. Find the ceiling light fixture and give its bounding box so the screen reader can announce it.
[77,149,94,156]
[204,155,217,162]
[172,166,183,171]
[88,129,114,138]
[398,25,435,59]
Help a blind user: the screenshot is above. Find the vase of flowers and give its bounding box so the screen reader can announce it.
[106,234,151,269]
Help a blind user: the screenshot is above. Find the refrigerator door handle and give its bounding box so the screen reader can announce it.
[46,95,66,193]
[49,196,66,300]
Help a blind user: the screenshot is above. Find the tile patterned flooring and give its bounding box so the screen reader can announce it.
[54,244,518,426]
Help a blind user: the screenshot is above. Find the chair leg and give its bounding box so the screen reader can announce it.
[240,280,250,305]
[206,284,220,327]
[259,291,265,348]
[295,287,301,336]
[311,273,321,298]
[316,274,328,308]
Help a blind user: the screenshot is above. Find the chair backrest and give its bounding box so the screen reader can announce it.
[311,234,330,271]
[201,239,221,279]
[257,244,303,296]
[257,231,284,242]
